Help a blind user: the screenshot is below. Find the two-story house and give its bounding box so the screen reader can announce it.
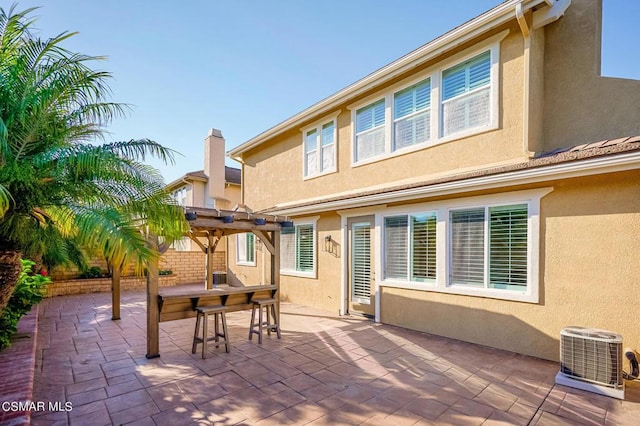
[227,0,640,362]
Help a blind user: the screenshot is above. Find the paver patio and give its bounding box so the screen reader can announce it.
[30,285,640,425]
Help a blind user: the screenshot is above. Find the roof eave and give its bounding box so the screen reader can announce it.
[267,150,640,216]
[228,0,554,160]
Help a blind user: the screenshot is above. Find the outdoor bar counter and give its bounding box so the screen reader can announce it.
[157,284,278,322]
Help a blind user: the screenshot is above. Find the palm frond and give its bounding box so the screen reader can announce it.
[0,183,13,218]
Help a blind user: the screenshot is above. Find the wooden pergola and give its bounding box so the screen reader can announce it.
[143,205,289,358]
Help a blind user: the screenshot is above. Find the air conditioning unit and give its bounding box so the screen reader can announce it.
[555,326,625,399]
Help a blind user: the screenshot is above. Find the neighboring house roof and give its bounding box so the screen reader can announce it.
[224,166,241,185]
[262,136,640,215]
[228,0,568,160]
[165,166,241,190]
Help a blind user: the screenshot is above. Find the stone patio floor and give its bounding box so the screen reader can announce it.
[30,286,640,425]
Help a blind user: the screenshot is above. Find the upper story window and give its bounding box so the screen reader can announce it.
[237,232,256,266]
[442,51,491,137]
[394,79,431,151]
[304,119,337,178]
[355,99,385,161]
[350,41,500,167]
[280,219,317,278]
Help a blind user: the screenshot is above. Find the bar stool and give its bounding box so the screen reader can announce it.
[192,305,229,358]
[248,298,281,344]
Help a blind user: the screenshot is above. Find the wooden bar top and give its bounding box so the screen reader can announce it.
[157,284,277,322]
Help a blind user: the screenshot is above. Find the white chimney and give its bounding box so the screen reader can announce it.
[204,128,226,201]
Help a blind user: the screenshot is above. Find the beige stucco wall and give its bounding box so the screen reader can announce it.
[542,0,640,151]
[381,170,640,361]
[242,22,528,212]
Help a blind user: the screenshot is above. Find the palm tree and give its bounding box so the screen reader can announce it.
[0,5,189,313]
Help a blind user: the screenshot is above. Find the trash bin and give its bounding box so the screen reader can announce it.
[212,272,227,286]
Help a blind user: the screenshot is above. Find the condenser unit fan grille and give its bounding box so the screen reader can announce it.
[560,327,623,388]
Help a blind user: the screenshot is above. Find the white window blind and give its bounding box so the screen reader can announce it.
[442,51,491,136]
[355,99,385,161]
[450,208,485,287]
[489,204,528,290]
[305,129,319,176]
[384,216,408,279]
[304,120,335,177]
[351,223,371,300]
[321,122,335,172]
[280,227,296,271]
[394,79,431,150]
[384,213,436,282]
[450,204,529,291]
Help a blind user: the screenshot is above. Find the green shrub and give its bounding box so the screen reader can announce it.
[78,266,105,279]
[0,259,50,350]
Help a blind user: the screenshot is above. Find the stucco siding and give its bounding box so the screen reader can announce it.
[542,0,640,151]
[242,25,529,212]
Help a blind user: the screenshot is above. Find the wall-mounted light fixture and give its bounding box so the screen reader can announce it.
[323,234,334,254]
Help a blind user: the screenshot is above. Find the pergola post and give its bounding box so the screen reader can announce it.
[271,229,280,323]
[111,265,121,320]
[146,237,160,358]
[206,233,214,289]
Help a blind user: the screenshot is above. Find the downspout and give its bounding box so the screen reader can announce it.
[516,1,534,158]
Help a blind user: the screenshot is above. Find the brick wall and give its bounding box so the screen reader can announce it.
[46,250,227,297]
[45,275,178,297]
[49,249,225,286]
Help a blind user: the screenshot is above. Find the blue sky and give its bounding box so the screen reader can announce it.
[12,0,640,184]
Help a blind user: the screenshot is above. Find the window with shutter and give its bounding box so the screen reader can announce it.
[296,224,314,272]
[450,204,528,291]
[384,212,437,283]
[351,223,371,301]
[304,129,319,177]
[442,51,491,137]
[281,222,316,277]
[280,227,296,271]
[237,233,255,265]
[450,208,485,287]
[355,99,385,161]
[385,216,408,280]
[303,120,336,178]
[393,79,431,151]
[411,213,437,281]
[489,204,528,290]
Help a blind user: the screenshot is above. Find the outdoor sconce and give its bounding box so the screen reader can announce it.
[185,212,197,221]
[324,235,332,253]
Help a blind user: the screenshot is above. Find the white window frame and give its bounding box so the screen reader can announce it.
[302,115,338,180]
[382,211,438,284]
[237,232,256,266]
[348,32,506,168]
[378,188,551,303]
[393,78,432,152]
[353,99,387,163]
[439,48,497,141]
[280,216,319,279]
